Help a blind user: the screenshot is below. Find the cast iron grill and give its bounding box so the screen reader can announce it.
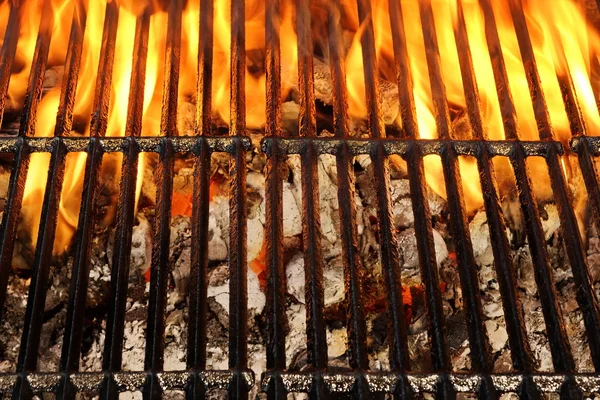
[0,0,599,399]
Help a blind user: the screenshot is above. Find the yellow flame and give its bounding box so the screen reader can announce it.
[5,0,600,256]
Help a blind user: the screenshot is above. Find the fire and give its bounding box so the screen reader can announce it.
[339,0,600,213]
[2,0,600,259]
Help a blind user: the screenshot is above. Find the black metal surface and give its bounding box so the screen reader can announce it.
[0,0,598,398]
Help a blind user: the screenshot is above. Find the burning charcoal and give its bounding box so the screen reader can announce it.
[327,328,348,359]
[43,66,64,89]
[587,237,600,281]
[207,263,266,323]
[469,210,495,266]
[177,100,195,135]
[281,101,300,135]
[540,203,560,241]
[293,58,400,126]
[286,253,305,303]
[286,303,307,367]
[208,195,230,261]
[397,227,449,271]
[129,215,152,275]
[485,320,508,353]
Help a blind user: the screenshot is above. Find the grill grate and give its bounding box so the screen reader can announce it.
[0,0,599,398]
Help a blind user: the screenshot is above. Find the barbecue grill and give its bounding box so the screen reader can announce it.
[0,0,599,399]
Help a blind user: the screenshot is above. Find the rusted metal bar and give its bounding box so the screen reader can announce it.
[326,1,370,398]
[481,0,580,397]
[355,1,410,398]
[0,1,20,128]
[56,1,100,394]
[11,1,67,397]
[453,1,538,398]
[418,1,495,398]
[55,0,87,137]
[264,0,287,399]
[19,0,54,137]
[295,0,328,397]
[228,0,250,398]
[387,0,454,397]
[510,0,600,380]
[98,5,150,400]
[187,0,214,399]
[89,1,119,138]
[143,1,183,398]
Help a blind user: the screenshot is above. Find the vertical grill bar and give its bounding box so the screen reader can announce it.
[0,2,28,317]
[479,0,579,397]
[0,2,20,127]
[551,36,600,368]
[19,0,54,137]
[91,3,145,400]
[187,0,214,398]
[509,0,600,376]
[55,0,87,137]
[326,2,370,397]
[229,0,249,398]
[97,5,148,400]
[418,2,495,398]
[355,1,411,397]
[55,4,93,388]
[295,0,328,397]
[387,1,454,397]
[11,1,66,398]
[452,2,539,398]
[264,0,287,399]
[143,1,183,399]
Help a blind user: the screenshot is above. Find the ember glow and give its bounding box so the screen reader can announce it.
[1,0,600,253]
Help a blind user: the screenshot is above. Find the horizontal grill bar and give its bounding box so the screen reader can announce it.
[0,136,564,157]
[0,371,598,394]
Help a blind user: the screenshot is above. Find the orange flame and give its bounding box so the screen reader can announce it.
[3,0,600,257]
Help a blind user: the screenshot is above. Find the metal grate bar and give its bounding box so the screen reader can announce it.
[509,0,600,379]
[10,1,64,397]
[547,19,600,370]
[144,1,183,398]
[295,0,329,397]
[19,0,54,137]
[264,0,287,399]
[387,0,455,397]
[89,1,119,138]
[0,1,20,128]
[326,1,371,397]
[99,12,148,400]
[355,1,411,398]
[187,0,214,398]
[0,0,29,319]
[55,0,87,137]
[477,0,518,141]
[54,2,93,394]
[228,0,250,398]
[453,2,539,398]
[482,0,579,397]
[418,1,495,398]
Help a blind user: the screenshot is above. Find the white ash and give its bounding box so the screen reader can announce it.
[208,195,230,261]
[396,228,449,280]
[485,320,509,353]
[285,252,345,307]
[43,66,64,90]
[177,101,195,136]
[281,101,300,135]
[207,264,266,318]
[129,215,152,276]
